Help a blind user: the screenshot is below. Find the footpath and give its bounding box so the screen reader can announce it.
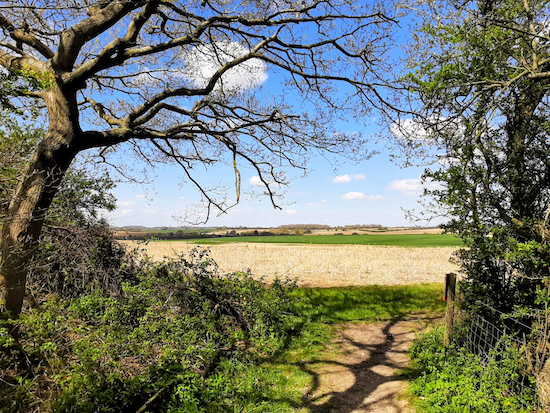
[302,317,438,413]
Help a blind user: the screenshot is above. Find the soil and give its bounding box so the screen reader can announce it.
[303,315,440,413]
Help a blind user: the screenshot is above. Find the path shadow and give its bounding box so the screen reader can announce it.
[291,315,439,413]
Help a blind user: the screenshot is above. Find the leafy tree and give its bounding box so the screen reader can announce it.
[393,0,550,320]
[0,0,397,317]
[0,119,116,226]
[0,116,120,308]
[0,120,42,218]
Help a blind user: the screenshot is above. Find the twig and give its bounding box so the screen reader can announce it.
[136,387,166,413]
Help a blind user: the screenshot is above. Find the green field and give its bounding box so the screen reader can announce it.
[178,233,462,247]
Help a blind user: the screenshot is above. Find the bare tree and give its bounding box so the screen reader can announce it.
[0,0,395,317]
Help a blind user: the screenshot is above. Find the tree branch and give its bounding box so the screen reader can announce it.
[53,0,146,72]
[0,12,54,58]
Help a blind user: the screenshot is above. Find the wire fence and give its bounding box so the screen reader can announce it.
[446,282,544,411]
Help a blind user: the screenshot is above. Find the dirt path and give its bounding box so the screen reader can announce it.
[300,316,439,413]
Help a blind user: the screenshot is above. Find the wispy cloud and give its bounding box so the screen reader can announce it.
[333,173,366,183]
[307,199,327,207]
[285,209,299,214]
[341,192,366,200]
[366,195,386,201]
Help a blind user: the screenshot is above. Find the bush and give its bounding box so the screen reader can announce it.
[26,221,137,302]
[408,327,537,413]
[1,248,298,412]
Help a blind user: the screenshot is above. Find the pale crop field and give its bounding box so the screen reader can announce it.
[124,241,460,287]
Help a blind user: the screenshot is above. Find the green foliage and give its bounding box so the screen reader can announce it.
[456,229,549,324]
[408,327,537,412]
[396,0,550,326]
[14,67,55,92]
[0,248,298,412]
[0,68,51,114]
[0,121,42,217]
[0,119,116,226]
[47,167,117,226]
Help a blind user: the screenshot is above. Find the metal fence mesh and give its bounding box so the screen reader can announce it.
[448,289,542,411]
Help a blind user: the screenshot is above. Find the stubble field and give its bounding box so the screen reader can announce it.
[125,241,460,287]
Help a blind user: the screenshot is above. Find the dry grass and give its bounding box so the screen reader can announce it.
[124,241,460,287]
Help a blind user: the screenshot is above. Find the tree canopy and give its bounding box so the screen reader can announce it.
[0,0,393,208]
[394,0,550,318]
[0,0,397,317]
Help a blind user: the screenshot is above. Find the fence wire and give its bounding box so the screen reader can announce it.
[448,289,542,411]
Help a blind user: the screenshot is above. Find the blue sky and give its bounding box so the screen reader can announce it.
[99,14,441,229]
[105,142,438,228]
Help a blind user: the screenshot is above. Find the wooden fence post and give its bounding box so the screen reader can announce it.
[444,272,457,346]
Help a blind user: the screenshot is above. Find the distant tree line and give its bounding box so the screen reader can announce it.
[277,224,331,230]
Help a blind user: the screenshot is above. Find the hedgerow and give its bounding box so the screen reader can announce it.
[408,327,537,413]
[0,246,298,412]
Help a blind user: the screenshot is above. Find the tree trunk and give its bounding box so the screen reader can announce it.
[0,84,79,318]
[0,138,77,317]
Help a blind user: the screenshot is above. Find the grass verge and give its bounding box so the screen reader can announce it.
[291,284,446,323]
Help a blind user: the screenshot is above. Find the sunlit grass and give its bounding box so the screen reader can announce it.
[291,283,446,324]
[236,284,447,412]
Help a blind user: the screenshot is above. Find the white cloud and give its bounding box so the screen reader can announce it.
[249,176,266,187]
[341,192,366,200]
[119,209,133,215]
[333,174,352,183]
[184,42,268,91]
[389,176,442,196]
[391,117,465,144]
[391,118,431,142]
[333,173,365,183]
[134,194,147,199]
[366,195,386,201]
[117,201,134,207]
[307,199,327,207]
[307,203,321,207]
[143,210,156,215]
[285,209,299,214]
